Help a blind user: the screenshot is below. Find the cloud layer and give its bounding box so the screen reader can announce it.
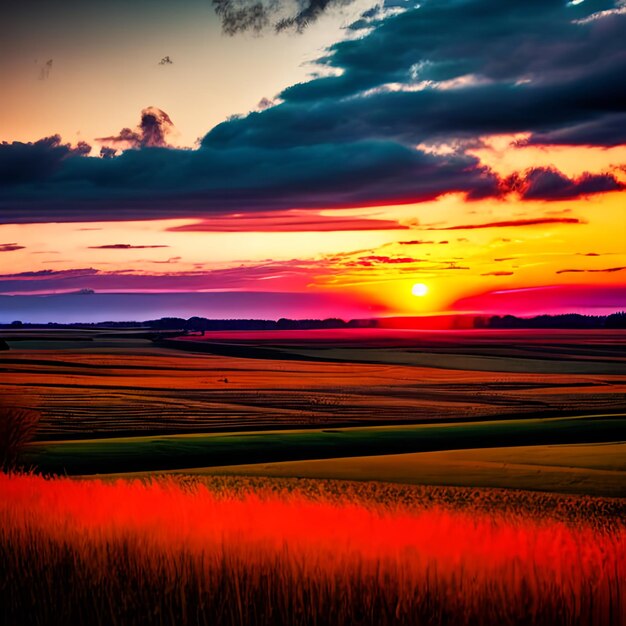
[1,0,625,224]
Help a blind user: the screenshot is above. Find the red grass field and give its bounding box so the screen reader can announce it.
[1,472,624,626]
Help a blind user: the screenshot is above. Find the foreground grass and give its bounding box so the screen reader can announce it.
[23,413,626,475]
[1,473,624,626]
[172,474,626,531]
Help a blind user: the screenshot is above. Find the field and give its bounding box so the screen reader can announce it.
[184,442,626,497]
[2,473,625,626]
[1,328,625,625]
[2,329,625,441]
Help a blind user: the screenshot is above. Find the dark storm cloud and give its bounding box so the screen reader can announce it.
[1,0,625,224]
[0,243,25,252]
[0,140,500,223]
[0,136,91,185]
[204,0,626,148]
[204,67,626,149]
[505,168,623,200]
[524,113,626,147]
[87,244,170,249]
[97,107,174,148]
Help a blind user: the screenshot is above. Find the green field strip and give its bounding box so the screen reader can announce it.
[22,413,626,475]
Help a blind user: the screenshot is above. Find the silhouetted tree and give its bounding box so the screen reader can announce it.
[606,312,626,328]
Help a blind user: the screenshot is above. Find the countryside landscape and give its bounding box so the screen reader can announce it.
[1,322,625,624]
[2,0,626,624]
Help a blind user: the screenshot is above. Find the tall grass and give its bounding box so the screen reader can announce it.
[1,473,624,626]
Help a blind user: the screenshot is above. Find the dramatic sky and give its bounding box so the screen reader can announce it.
[1,0,625,321]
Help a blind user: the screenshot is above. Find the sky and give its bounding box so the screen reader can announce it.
[1,0,625,322]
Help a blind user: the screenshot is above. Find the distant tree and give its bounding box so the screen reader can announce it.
[606,312,626,329]
[145,317,187,330]
[485,313,607,329]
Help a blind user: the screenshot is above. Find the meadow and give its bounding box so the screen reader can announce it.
[2,472,625,626]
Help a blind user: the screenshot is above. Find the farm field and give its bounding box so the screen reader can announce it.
[2,328,625,625]
[197,442,626,497]
[174,328,626,374]
[2,329,625,441]
[22,414,626,477]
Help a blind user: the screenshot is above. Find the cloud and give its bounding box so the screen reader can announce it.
[525,113,626,147]
[345,255,423,267]
[0,138,500,223]
[0,243,25,252]
[556,266,626,274]
[0,135,91,185]
[97,107,175,149]
[453,284,626,316]
[99,146,118,159]
[0,262,327,294]
[0,268,100,293]
[167,211,407,232]
[257,97,275,110]
[212,0,356,35]
[150,257,182,264]
[398,239,450,245]
[481,271,514,276]
[205,0,626,148]
[428,217,583,231]
[0,253,482,294]
[2,0,626,225]
[87,244,170,249]
[0,268,98,279]
[505,167,623,200]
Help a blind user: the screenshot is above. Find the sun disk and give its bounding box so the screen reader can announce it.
[411,283,429,297]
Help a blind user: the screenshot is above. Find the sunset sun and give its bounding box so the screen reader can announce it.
[411,283,429,297]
